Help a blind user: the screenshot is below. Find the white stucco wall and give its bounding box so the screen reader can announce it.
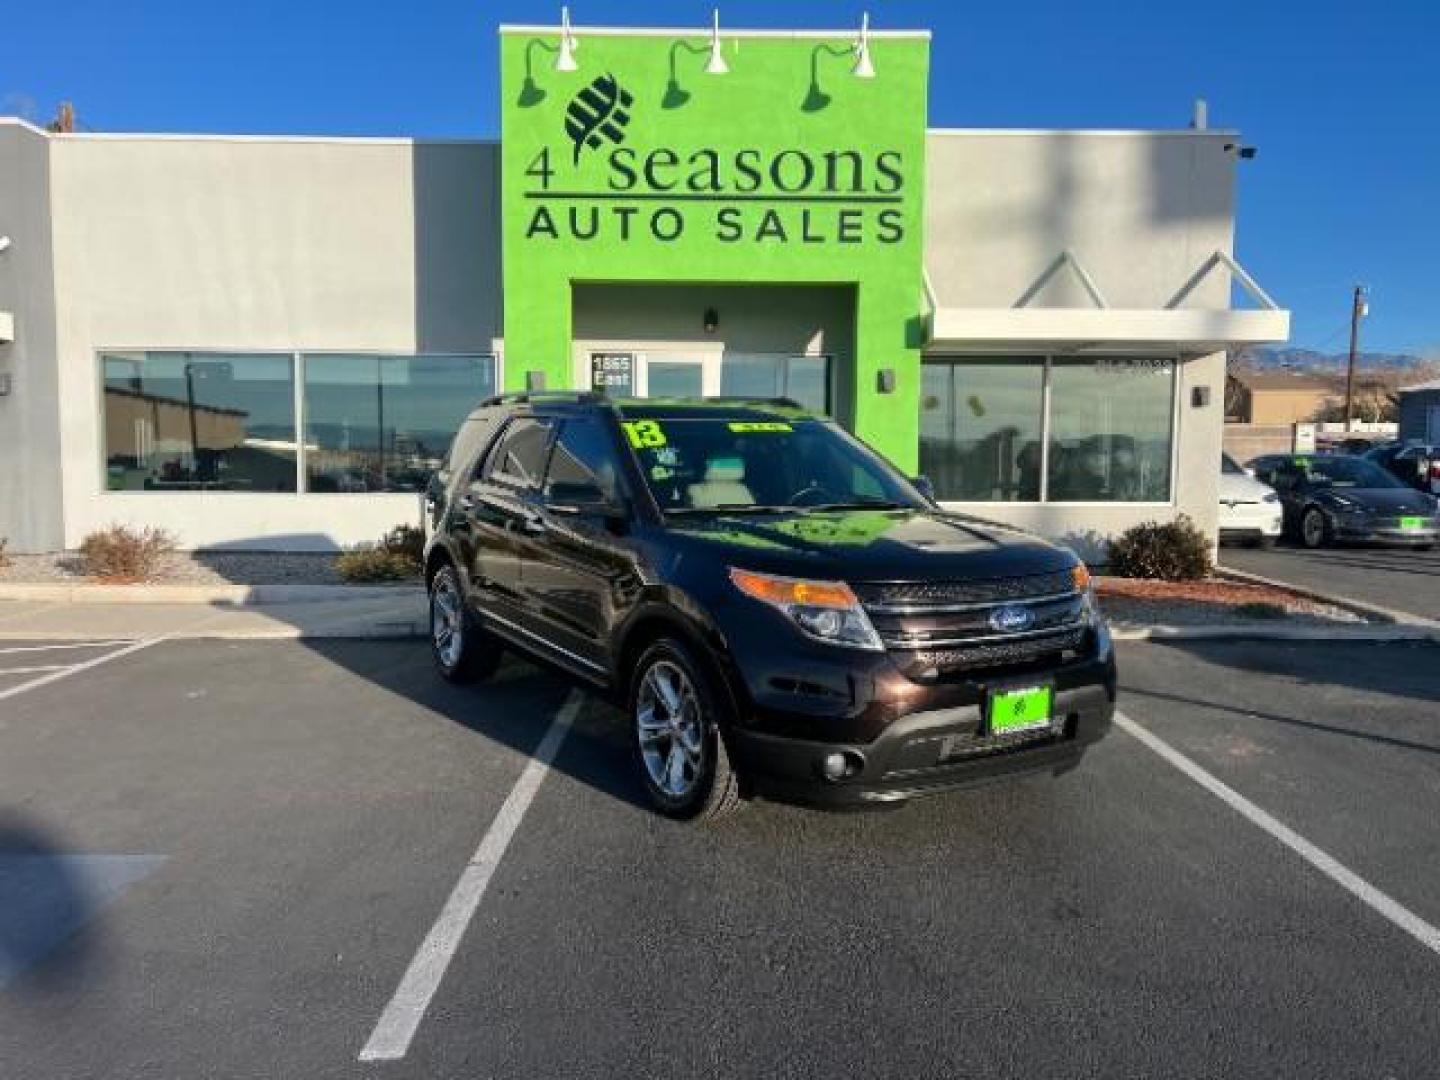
[45,134,502,550]
[0,121,66,553]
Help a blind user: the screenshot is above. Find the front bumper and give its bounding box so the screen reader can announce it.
[1331,517,1440,545]
[1219,505,1283,540]
[726,645,1117,807]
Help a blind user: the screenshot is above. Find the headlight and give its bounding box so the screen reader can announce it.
[1262,492,1280,504]
[728,568,883,651]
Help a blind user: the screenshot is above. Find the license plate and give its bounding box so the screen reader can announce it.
[987,685,1053,736]
[1400,517,1427,531]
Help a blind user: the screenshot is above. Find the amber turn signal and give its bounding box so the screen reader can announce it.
[728,569,858,610]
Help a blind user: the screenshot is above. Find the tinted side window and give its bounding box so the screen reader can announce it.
[545,419,622,503]
[483,418,552,490]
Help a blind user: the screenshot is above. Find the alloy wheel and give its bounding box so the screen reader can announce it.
[636,660,705,798]
[431,572,464,669]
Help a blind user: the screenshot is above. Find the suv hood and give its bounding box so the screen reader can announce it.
[662,508,1077,583]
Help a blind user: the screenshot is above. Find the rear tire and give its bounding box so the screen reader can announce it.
[429,564,503,683]
[630,638,742,822]
[1300,507,1330,549]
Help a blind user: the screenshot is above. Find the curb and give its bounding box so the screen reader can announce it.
[1109,622,1440,643]
[1214,565,1440,630]
[0,582,424,605]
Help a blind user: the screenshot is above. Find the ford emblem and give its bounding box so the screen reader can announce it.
[989,604,1035,633]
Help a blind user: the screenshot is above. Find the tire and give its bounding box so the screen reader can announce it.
[429,564,503,683]
[1416,544,1435,553]
[630,638,742,822]
[1300,507,1330,549]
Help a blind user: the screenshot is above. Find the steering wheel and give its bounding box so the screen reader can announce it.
[786,483,839,507]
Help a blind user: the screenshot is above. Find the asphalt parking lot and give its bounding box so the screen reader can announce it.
[1224,540,1440,621]
[2,636,1438,1078]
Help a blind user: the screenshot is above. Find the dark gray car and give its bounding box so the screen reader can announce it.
[1248,453,1440,549]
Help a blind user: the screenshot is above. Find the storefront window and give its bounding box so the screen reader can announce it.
[920,359,1044,501]
[101,352,298,492]
[919,355,1176,503]
[1047,358,1174,502]
[303,354,496,493]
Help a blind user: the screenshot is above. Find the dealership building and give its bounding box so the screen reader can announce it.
[0,17,1289,556]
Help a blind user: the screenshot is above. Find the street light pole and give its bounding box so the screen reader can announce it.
[1343,284,1368,430]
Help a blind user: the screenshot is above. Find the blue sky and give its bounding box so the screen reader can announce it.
[5,0,1437,355]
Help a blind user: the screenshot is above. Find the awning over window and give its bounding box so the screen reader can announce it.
[924,249,1290,357]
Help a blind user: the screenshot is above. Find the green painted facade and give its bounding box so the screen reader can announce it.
[499,28,930,468]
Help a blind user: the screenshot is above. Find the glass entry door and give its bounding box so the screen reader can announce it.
[642,354,713,397]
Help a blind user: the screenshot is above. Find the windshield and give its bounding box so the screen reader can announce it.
[1298,456,1405,489]
[619,417,925,513]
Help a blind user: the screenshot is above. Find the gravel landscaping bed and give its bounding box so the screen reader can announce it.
[1096,575,1373,628]
[0,551,359,587]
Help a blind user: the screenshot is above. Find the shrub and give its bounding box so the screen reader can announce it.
[334,546,419,584]
[1107,515,1212,582]
[78,525,176,581]
[0,537,9,570]
[379,524,425,568]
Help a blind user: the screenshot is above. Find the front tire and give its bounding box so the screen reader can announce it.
[1300,507,1330,549]
[630,639,741,822]
[429,564,503,683]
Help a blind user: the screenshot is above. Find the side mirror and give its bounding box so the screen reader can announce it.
[911,474,937,504]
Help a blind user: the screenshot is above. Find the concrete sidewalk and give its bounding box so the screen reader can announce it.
[0,593,427,640]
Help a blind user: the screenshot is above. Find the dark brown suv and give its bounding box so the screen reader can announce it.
[423,394,1116,820]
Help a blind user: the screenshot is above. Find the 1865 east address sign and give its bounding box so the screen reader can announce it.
[523,72,907,246]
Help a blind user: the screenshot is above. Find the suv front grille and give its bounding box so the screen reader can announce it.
[853,570,1077,611]
[854,571,1092,677]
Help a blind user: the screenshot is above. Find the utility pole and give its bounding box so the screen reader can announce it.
[1343,284,1368,430]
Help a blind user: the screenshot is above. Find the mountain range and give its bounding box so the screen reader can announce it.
[1236,346,1433,374]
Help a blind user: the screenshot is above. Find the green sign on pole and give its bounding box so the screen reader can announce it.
[500,25,929,468]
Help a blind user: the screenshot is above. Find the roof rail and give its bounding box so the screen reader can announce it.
[476,390,610,407]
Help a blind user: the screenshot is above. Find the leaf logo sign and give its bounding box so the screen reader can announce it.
[564,73,634,164]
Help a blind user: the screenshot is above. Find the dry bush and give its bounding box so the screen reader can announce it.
[1107,515,1213,582]
[78,525,176,581]
[334,546,418,583]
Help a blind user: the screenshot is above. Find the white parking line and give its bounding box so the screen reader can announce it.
[0,664,73,676]
[358,690,584,1063]
[0,640,135,654]
[1116,710,1440,957]
[0,638,161,703]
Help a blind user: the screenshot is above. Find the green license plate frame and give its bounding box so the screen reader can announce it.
[986,684,1054,736]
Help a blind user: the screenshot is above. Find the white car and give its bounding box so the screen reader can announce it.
[1219,453,1283,546]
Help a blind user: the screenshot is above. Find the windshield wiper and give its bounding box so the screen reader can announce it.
[664,505,796,515]
[804,500,909,511]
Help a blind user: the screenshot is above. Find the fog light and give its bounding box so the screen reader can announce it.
[819,750,864,781]
[821,753,848,780]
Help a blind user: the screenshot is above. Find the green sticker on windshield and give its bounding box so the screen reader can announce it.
[622,420,667,449]
[728,421,792,433]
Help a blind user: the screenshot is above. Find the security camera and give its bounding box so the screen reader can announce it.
[1223,143,1258,160]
